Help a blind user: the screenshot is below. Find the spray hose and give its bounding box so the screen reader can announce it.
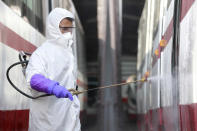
[6,52,52,99]
[6,51,147,99]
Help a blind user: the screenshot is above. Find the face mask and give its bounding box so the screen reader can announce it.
[62,32,73,40]
[57,32,73,48]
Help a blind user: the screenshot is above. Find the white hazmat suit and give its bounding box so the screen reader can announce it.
[26,8,81,131]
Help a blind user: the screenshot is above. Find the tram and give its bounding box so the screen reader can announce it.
[137,0,197,130]
[0,0,87,130]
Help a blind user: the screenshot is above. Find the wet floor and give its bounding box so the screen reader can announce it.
[81,109,138,131]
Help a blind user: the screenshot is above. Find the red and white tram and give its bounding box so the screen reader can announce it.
[0,0,87,130]
[137,0,197,130]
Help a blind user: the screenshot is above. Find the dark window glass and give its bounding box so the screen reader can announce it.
[167,0,173,9]
[2,0,44,34]
[48,0,52,13]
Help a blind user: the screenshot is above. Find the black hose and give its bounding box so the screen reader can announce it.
[6,60,51,99]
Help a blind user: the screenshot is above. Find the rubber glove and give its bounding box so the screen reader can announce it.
[30,74,73,101]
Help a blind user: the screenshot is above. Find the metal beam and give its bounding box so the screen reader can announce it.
[97,0,122,130]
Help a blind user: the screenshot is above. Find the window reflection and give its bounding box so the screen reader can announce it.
[2,0,44,34]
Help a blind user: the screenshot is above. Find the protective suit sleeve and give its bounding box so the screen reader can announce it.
[25,51,47,85]
[30,74,73,101]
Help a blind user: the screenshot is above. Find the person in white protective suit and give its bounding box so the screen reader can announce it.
[25,8,81,131]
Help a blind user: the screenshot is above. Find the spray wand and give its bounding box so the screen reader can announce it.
[69,77,148,95]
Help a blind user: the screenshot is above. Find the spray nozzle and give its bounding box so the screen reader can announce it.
[141,71,150,82]
[141,77,146,82]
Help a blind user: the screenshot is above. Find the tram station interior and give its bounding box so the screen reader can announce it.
[72,0,145,130]
[1,0,197,131]
[72,0,144,130]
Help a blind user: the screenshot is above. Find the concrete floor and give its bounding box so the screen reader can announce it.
[81,109,138,131]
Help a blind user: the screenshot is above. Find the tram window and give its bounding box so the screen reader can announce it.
[167,0,172,9]
[2,0,44,34]
[153,0,160,34]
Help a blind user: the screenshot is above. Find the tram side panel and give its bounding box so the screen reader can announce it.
[137,0,197,130]
[159,0,180,130]
[179,0,197,130]
[0,1,45,130]
[137,0,178,130]
[137,0,163,130]
[0,0,87,130]
[136,2,149,129]
[136,5,147,129]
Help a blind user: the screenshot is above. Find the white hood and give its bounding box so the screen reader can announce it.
[46,8,74,40]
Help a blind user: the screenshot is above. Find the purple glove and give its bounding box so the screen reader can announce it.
[30,74,73,101]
